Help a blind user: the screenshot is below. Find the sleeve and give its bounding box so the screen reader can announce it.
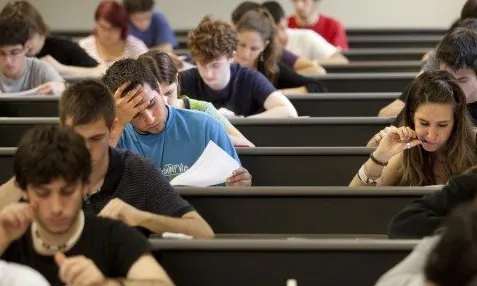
[111,220,152,276]
[58,39,98,67]
[387,174,477,239]
[153,12,178,47]
[398,82,413,102]
[375,235,440,286]
[275,62,328,92]
[330,21,349,51]
[127,37,148,59]
[205,117,240,164]
[36,60,64,83]
[306,31,338,59]
[142,157,195,217]
[245,68,277,106]
[280,49,298,67]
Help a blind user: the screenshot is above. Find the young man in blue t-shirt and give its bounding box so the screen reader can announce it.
[179,16,298,118]
[123,0,177,52]
[103,58,252,186]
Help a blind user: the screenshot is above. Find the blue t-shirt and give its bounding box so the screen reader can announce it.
[128,11,177,48]
[179,63,277,117]
[117,106,240,180]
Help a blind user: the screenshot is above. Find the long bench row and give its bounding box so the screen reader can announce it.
[176,186,438,234]
[149,238,418,286]
[1,147,374,185]
[0,93,398,117]
[0,117,393,147]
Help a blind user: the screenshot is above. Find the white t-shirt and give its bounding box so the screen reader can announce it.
[285,28,337,61]
[0,260,50,285]
[79,35,148,66]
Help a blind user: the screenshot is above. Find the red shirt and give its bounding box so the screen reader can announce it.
[288,14,349,51]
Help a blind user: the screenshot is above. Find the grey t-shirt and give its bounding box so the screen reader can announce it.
[0,57,63,93]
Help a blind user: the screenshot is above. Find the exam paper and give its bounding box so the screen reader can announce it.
[1,87,40,96]
[170,141,240,187]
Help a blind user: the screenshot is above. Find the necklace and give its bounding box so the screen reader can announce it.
[31,211,85,253]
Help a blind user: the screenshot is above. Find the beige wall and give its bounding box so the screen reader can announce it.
[0,0,468,30]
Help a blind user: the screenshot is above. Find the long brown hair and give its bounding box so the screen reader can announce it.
[400,70,477,185]
[235,9,280,84]
[138,50,181,94]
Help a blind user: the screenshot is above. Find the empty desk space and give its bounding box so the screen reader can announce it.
[0,118,58,147]
[288,93,398,117]
[317,73,415,92]
[237,147,373,186]
[348,35,441,48]
[0,93,398,118]
[0,96,60,117]
[176,186,438,234]
[344,48,429,62]
[230,117,394,147]
[323,61,421,73]
[346,28,445,37]
[151,239,418,286]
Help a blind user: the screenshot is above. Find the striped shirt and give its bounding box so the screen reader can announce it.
[83,147,194,235]
[78,35,148,66]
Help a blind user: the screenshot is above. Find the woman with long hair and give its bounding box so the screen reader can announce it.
[234,9,327,94]
[350,70,477,187]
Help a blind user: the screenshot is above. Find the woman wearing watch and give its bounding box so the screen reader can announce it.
[350,70,477,187]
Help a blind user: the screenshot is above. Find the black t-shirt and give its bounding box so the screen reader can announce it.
[83,148,194,236]
[179,64,276,117]
[36,36,98,67]
[1,216,151,286]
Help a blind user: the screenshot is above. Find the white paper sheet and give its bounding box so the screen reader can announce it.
[1,87,40,96]
[170,141,240,187]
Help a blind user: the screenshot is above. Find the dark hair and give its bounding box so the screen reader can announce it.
[436,27,477,76]
[59,80,116,129]
[231,1,261,25]
[0,1,49,36]
[400,70,477,186]
[461,0,477,20]
[138,51,180,93]
[94,1,129,41]
[123,0,154,14]
[188,16,238,64]
[0,17,29,47]
[450,18,477,31]
[102,58,159,95]
[262,1,286,24]
[235,9,280,84]
[14,125,91,190]
[425,202,477,286]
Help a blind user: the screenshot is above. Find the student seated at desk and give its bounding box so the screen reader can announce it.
[350,70,477,187]
[138,50,255,147]
[0,80,214,239]
[0,18,64,95]
[0,125,174,286]
[379,19,477,120]
[79,1,148,66]
[288,0,349,51]
[0,1,106,79]
[102,58,253,186]
[234,9,327,95]
[262,1,348,66]
[180,16,297,118]
[123,0,177,53]
[231,1,322,75]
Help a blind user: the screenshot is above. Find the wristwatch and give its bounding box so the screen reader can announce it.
[358,165,378,185]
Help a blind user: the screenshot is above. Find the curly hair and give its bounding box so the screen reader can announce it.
[187,16,237,64]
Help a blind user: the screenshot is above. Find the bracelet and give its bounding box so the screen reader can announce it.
[358,164,378,185]
[370,153,388,166]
